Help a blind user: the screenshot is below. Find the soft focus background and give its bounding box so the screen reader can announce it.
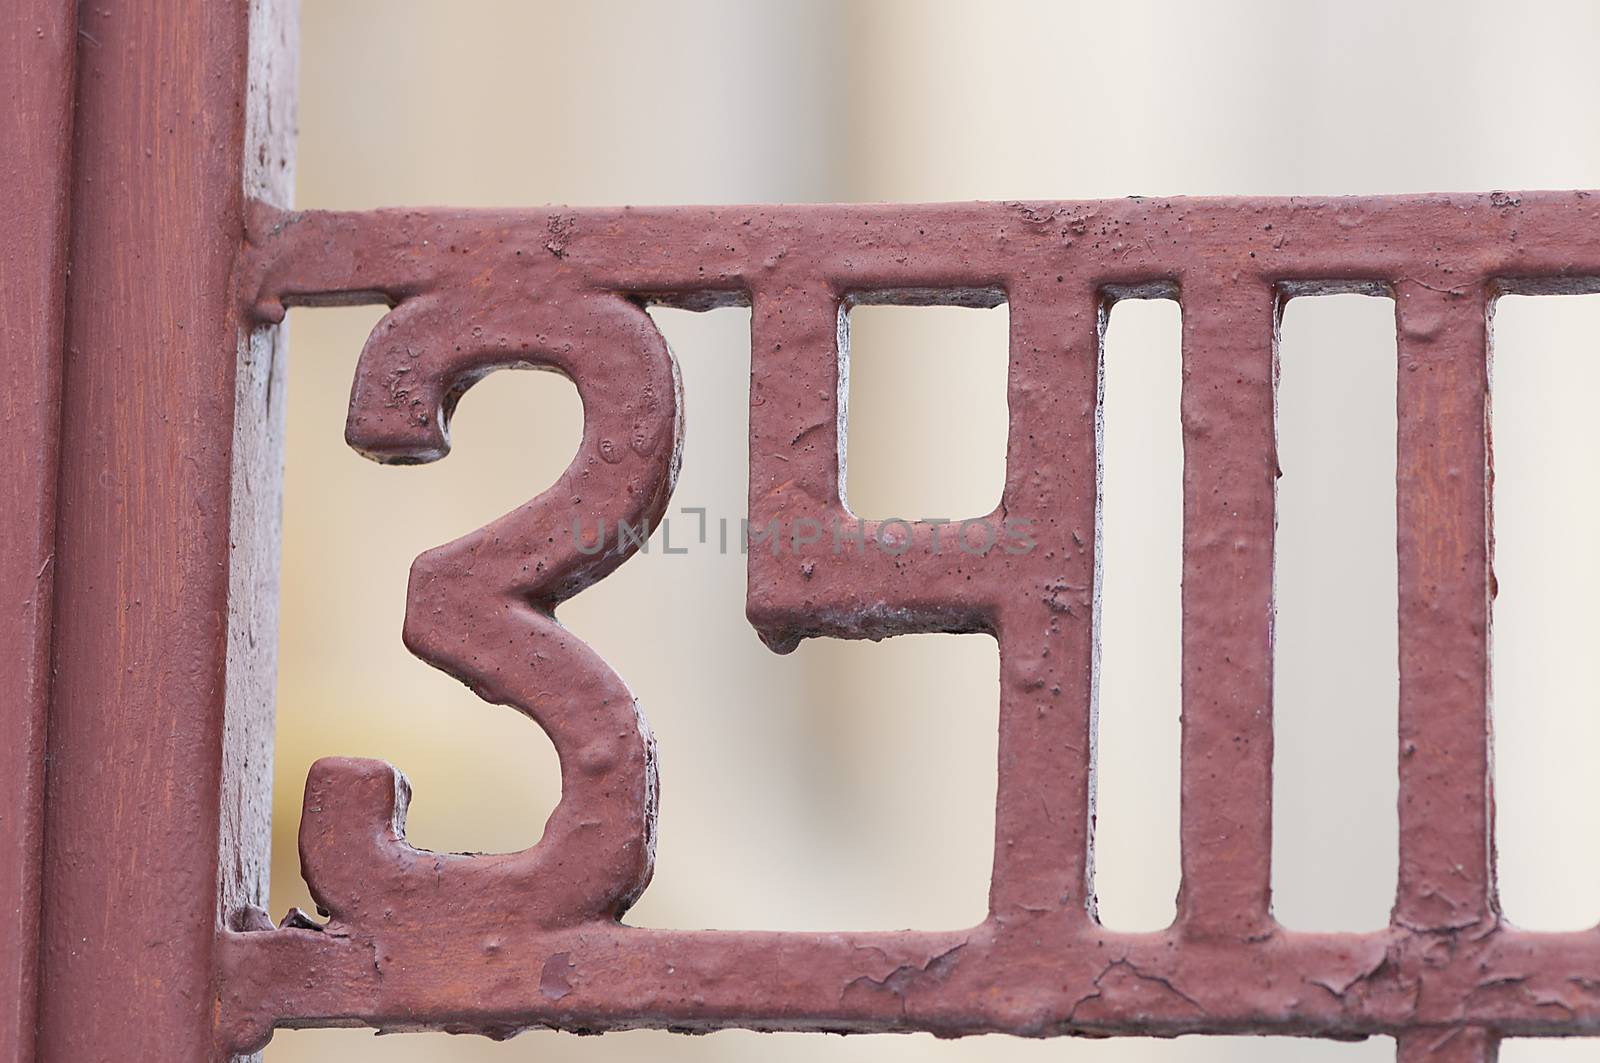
[265,2,1600,1060]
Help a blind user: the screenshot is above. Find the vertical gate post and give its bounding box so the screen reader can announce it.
[37,1,296,1060]
[0,3,77,1062]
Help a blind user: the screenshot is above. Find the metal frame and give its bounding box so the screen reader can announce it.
[0,3,76,1060]
[219,195,1588,1063]
[2,2,1596,1061]
[2,1,296,1060]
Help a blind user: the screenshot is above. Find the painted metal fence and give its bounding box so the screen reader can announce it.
[4,3,1596,1061]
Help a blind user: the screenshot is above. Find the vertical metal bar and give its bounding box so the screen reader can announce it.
[38,0,295,1060]
[1393,281,1494,931]
[0,2,77,1060]
[744,284,843,638]
[1396,1028,1499,1062]
[989,279,1098,923]
[1175,277,1278,939]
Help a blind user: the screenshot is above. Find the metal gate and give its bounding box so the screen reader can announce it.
[2,3,1593,1061]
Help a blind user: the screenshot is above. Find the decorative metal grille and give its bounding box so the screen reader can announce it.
[218,192,1598,1062]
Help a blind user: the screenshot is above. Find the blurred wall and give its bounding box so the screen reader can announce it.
[266,3,1600,1060]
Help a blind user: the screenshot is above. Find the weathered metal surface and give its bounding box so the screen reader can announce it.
[0,2,76,1060]
[217,192,1600,1061]
[36,0,296,1061]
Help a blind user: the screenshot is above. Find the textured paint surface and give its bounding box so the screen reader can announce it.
[35,1,295,1062]
[216,192,1600,1060]
[0,2,75,1060]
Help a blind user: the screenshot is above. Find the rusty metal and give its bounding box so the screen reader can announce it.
[208,191,1600,1061]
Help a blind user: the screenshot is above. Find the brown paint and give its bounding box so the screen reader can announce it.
[0,2,76,1060]
[214,192,1600,1061]
[36,1,295,1062]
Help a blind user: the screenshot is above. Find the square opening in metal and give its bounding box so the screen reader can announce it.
[840,295,1009,522]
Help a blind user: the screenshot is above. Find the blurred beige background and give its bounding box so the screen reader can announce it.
[265,2,1600,1060]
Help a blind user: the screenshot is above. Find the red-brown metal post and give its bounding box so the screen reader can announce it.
[1175,276,1279,941]
[36,1,295,1061]
[1394,280,1496,931]
[0,3,77,1061]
